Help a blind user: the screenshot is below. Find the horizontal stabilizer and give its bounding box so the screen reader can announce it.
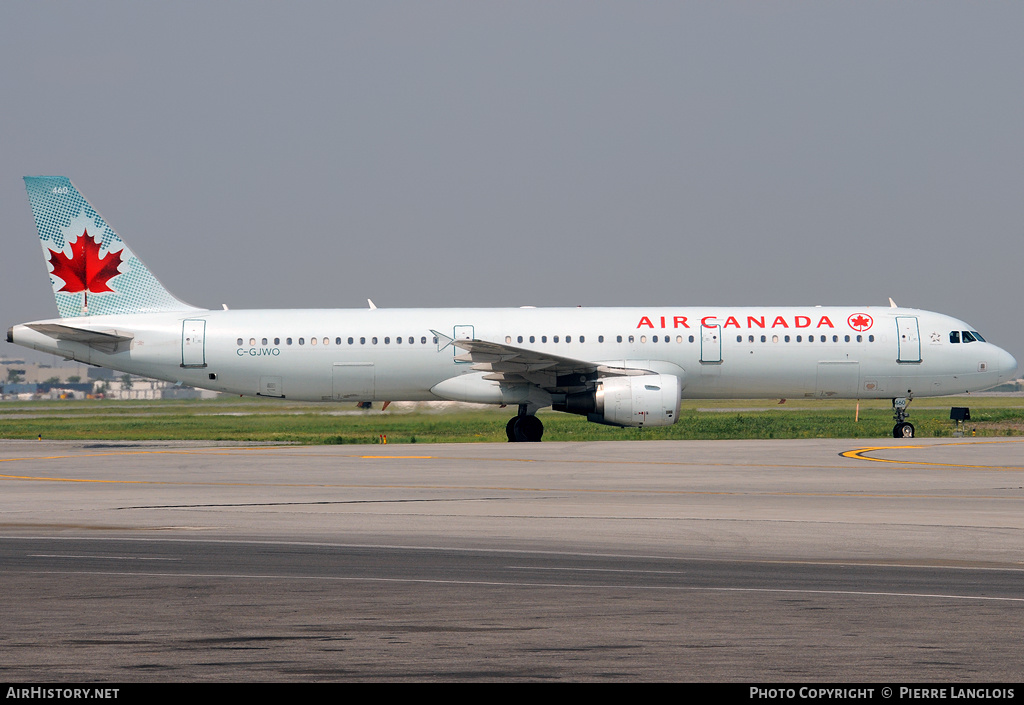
[26,323,134,354]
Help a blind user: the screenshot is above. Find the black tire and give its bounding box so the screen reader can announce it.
[893,422,915,438]
[506,417,518,442]
[514,415,544,442]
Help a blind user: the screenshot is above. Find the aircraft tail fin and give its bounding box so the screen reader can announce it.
[23,176,200,318]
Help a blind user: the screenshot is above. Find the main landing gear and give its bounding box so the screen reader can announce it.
[892,396,915,438]
[506,405,544,442]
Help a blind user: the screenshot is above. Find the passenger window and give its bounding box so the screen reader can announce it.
[785,335,791,342]
[689,335,695,343]
[396,336,402,344]
[372,337,378,345]
[796,335,802,342]
[868,335,874,342]
[553,336,559,343]
[249,338,256,346]
[579,336,585,343]
[857,335,862,342]
[599,336,605,343]
[262,338,268,346]
[236,338,243,346]
[310,337,317,345]
[348,337,354,345]
[640,335,646,343]
[287,338,293,345]
[420,337,426,344]
[324,338,330,345]
[617,335,623,343]
[505,336,511,343]
[628,335,635,343]
[530,336,536,343]
[676,335,683,343]
[299,338,305,345]
[274,338,281,346]
[542,336,547,343]
[517,336,523,343]
[760,335,766,343]
[736,336,742,343]
[384,337,390,344]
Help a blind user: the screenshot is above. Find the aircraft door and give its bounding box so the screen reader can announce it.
[259,376,284,398]
[453,325,474,363]
[181,319,207,368]
[700,325,722,363]
[333,362,375,400]
[815,361,860,398]
[896,316,922,363]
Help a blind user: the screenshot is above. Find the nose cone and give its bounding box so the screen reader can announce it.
[997,347,1019,383]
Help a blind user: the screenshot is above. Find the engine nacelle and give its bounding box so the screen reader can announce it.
[553,374,681,428]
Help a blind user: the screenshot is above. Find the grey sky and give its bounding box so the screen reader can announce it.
[2,2,1022,364]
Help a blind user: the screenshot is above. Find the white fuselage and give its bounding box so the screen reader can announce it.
[9,306,1018,404]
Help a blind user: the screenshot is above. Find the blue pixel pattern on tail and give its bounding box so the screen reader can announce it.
[24,176,199,318]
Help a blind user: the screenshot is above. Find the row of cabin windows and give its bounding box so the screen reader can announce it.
[736,334,873,343]
[502,334,875,344]
[238,333,881,347]
[237,336,440,347]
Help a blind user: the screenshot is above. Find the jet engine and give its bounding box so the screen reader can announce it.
[552,374,681,427]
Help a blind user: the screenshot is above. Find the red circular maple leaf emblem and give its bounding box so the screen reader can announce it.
[847,313,873,331]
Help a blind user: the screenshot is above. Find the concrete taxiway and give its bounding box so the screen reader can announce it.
[1,437,1022,681]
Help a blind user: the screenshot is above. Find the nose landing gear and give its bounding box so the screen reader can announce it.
[892,396,915,438]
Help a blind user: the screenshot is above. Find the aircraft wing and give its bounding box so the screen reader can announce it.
[26,323,134,354]
[435,332,652,393]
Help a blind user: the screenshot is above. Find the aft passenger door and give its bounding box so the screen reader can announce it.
[181,319,207,368]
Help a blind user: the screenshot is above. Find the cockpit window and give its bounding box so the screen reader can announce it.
[971,331,985,342]
[961,331,977,343]
[950,331,960,344]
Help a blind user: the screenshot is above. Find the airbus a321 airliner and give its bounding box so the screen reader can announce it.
[7,177,1018,441]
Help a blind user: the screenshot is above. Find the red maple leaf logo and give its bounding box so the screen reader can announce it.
[847,313,873,331]
[47,229,123,301]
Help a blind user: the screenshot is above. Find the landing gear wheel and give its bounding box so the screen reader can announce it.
[506,417,518,442]
[893,422,915,438]
[513,415,544,442]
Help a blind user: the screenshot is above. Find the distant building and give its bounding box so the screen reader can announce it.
[1,358,91,385]
[1,359,219,400]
